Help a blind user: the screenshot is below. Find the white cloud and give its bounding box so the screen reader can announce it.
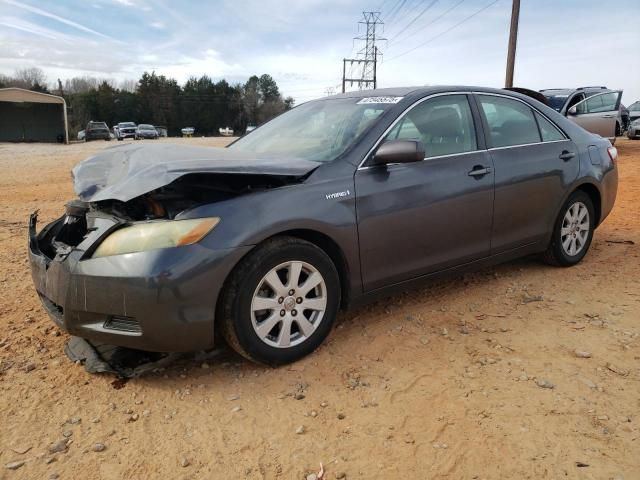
[2,0,113,39]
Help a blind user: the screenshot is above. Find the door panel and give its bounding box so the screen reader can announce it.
[568,91,622,139]
[355,152,494,291]
[490,140,579,253]
[475,93,580,252]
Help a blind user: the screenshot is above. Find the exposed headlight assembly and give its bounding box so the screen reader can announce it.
[92,217,220,258]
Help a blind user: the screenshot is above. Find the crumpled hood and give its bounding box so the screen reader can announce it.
[72,143,321,202]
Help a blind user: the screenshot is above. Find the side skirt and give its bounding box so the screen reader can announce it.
[347,241,545,309]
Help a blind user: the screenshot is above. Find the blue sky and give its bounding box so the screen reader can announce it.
[1,0,638,104]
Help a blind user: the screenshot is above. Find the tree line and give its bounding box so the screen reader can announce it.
[0,68,295,136]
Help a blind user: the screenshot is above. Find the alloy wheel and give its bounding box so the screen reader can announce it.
[561,201,590,256]
[251,261,327,348]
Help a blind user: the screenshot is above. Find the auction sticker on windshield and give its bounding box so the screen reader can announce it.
[357,96,403,104]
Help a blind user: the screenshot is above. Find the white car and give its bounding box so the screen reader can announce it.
[181,127,195,137]
[114,122,137,140]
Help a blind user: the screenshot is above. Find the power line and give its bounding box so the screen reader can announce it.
[385,0,501,62]
[385,0,408,26]
[388,0,467,45]
[387,0,439,43]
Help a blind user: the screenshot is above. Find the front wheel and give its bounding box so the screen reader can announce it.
[543,191,595,266]
[218,237,340,365]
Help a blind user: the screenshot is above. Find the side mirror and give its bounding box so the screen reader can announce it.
[372,139,425,166]
[567,106,578,116]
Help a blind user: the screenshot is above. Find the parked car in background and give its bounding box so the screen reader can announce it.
[29,86,618,365]
[77,130,85,141]
[620,104,630,133]
[135,124,159,140]
[540,87,623,143]
[246,125,257,134]
[181,127,195,137]
[219,127,234,136]
[114,122,137,140]
[84,121,111,141]
[155,126,168,137]
[628,101,640,123]
[628,118,640,139]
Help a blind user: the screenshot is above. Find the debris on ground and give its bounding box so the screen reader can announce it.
[64,336,223,378]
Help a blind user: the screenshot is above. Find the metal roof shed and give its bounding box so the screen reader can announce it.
[0,87,69,143]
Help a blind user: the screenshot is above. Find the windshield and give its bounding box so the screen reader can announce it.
[629,101,640,112]
[139,124,154,130]
[120,122,136,128]
[543,94,568,112]
[229,97,397,162]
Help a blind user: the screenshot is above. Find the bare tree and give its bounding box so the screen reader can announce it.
[12,67,47,90]
[64,76,100,94]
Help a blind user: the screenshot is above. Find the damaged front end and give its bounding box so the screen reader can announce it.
[28,192,251,352]
[92,171,305,222]
[28,143,319,352]
[29,201,125,330]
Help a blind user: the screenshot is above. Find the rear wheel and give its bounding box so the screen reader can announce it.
[219,237,340,365]
[543,191,595,266]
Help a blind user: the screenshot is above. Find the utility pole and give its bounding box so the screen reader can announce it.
[504,0,520,88]
[342,11,386,93]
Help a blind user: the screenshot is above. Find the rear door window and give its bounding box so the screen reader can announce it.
[478,95,541,148]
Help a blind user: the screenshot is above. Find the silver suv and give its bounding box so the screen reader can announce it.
[540,87,623,143]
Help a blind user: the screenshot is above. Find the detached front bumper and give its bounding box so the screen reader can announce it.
[29,213,251,352]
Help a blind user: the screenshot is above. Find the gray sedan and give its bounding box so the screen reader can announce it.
[29,86,618,365]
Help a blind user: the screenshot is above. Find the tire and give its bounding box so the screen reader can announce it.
[218,236,341,365]
[543,191,595,267]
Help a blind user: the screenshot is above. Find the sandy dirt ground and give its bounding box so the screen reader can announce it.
[0,137,639,480]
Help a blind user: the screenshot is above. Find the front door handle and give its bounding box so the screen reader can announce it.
[559,150,576,161]
[468,166,492,177]
[602,114,615,118]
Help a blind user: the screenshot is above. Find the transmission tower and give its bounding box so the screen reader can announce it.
[342,11,386,93]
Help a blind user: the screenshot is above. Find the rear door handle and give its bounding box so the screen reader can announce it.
[559,150,576,161]
[468,166,492,177]
[602,114,615,118]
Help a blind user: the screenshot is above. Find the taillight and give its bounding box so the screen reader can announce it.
[607,146,618,165]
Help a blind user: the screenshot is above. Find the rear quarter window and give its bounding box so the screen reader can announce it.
[534,112,565,142]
